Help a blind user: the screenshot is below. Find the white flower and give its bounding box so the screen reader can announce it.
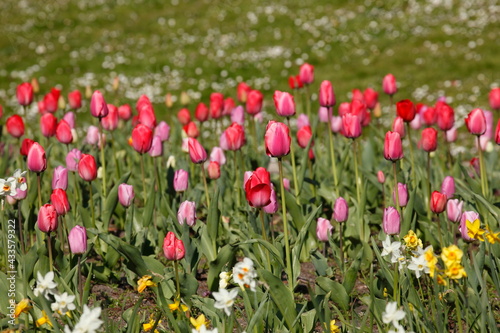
[64,305,103,333]
[192,324,218,333]
[33,271,57,299]
[213,288,239,316]
[219,271,231,289]
[51,292,76,314]
[12,169,27,191]
[382,302,406,327]
[381,237,402,264]
[232,257,258,292]
[407,254,429,279]
[166,155,176,168]
[0,177,17,196]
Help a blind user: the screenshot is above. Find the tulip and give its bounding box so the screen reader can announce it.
[66,149,82,172]
[243,171,253,189]
[6,115,25,138]
[350,99,367,124]
[40,113,58,138]
[231,105,245,125]
[392,183,408,207]
[195,102,209,122]
[496,119,500,145]
[339,114,360,139]
[118,104,132,120]
[177,108,191,125]
[421,106,436,126]
[288,75,303,89]
[447,199,463,223]
[377,171,385,184]
[52,166,68,190]
[118,183,135,207]
[187,138,207,164]
[210,147,226,165]
[85,85,92,99]
[86,125,100,146]
[489,87,500,110]
[283,178,291,191]
[63,112,76,129]
[78,154,97,181]
[38,100,46,114]
[297,125,313,148]
[90,91,109,118]
[138,105,156,129]
[264,121,291,157]
[131,124,153,154]
[68,90,82,110]
[37,204,58,233]
[56,120,73,144]
[27,143,47,173]
[383,207,401,235]
[436,101,454,131]
[210,92,224,119]
[173,169,189,192]
[154,121,170,142]
[177,201,197,226]
[318,106,331,123]
[363,88,378,109]
[384,131,403,161]
[392,117,405,138]
[316,217,333,241]
[183,121,199,138]
[224,123,245,151]
[207,161,220,180]
[245,167,272,208]
[446,127,457,142]
[465,108,486,136]
[430,191,447,214]
[246,90,263,115]
[263,184,278,214]
[16,82,34,106]
[68,225,87,254]
[223,97,235,116]
[420,127,438,152]
[441,176,455,199]
[102,104,119,131]
[13,189,27,201]
[299,63,314,84]
[51,189,70,216]
[396,99,416,122]
[382,74,397,96]
[42,92,57,113]
[273,90,296,117]
[19,138,34,157]
[297,114,310,130]
[31,78,40,93]
[148,135,163,157]
[330,116,342,133]
[333,197,349,223]
[319,81,335,107]
[163,231,185,260]
[459,211,479,241]
[410,113,421,130]
[237,82,252,103]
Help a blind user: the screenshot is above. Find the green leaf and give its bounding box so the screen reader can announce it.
[285,190,305,231]
[207,244,236,291]
[142,183,157,228]
[207,187,220,243]
[102,172,131,231]
[343,249,362,294]
[316,277,350,311]
[240,239,284,267]
[300,309,317,333]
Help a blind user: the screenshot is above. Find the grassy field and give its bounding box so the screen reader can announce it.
[0,0,498,113]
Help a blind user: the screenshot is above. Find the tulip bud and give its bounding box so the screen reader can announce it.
[342,114,362,139]
[396,99,416,122]
[78,154,97,181]
[148,135,163,157]
[68,225,87,254]
[377,171,385,184]
[383,207,401,235]
[421,127,438,152]
[116,104,131,121]
[66,149,82,172]
[384,131,403,161]
[51,189,70,216]
[264,121,291,157]
[183,121,199,138]
[382,74,397,96]
[52,166,68,190]
[163,231,185,260]
[446,199,463,223]
[207,161,220,180]
[465,108,486,136]
[441,176,455,199]
[27,143,47,173]
[319,80,335,107]
[56,120,73,144]
[318,106,331,123]
[40,113,58,138]
[393,183,408,207]
[187,138,207,164]
[297,125,313,149]
[299,63,314,85]
[195,102,209,122]
[173,169,188,192]
[246,90,263,115]
[430,191,447,214]
[177,201,197,226]
[237,82,251,103]
[333,197,349,223]
[489,87,500,110]
[273,91,296,117]
[263,184,278,214]
[16,82,34,106]
[392,117,405,138]
[58,95,66,110]
[132,124,153,154]
[20,138,35,157]
[6,115,25,138]
[68,90,82,110]
[245,167,272,208]
[90,91,109,118]
[316,217,333,242]
[37,204,58,233]
[283,178,291,191]
[118,183,135,207]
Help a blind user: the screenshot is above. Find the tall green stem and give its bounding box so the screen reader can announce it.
[259,209,272,271]
[233,151,241,207]
[77,256,83,307]
[37,173,42,207]
[327,108,339,196]
[454,282,463,333]
[393,261,399,305]
[406,123,416,188]
[140,154,146,200]
[89,182,95,229]
[201,164,210,209]
[352,139,363,241]
[174,260,181,298]
[98,120,107,198]
[477,136,488,197]
[286,118,299,201]
[305,85,311,119]
[47,233,53,272]
[392,162,400,215]
[278,158,293,293]
[338,221,344,274]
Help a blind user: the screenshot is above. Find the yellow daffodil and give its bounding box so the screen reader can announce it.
[137,275,157,293]
[14,299,32,318]
[143,314,161,332]
[403,230,422,250]
[466,219,485,241]
[168,299,188,312]
[424,248,438,277]
[441,245,463,268]
[190,314,209,331]
[36,311,53,328]
[437,274,448,286]
[484,225,500,244]
[445,263,467,280]
[329,319,340,333]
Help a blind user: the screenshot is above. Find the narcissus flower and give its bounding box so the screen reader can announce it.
[466,219,485,241]
[441,245,463,267]
[403,230,422,250]
[14,299,32,318]
[190,314,210,331]
[168,299,188,312]
[213,288,239,316]
[137,275,157,293]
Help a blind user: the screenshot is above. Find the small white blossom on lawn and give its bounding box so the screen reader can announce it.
[51,292,76,315]
[33,271,57,299]
[213,288,239,316]
[64,305,103,333]
[232,257,258,292]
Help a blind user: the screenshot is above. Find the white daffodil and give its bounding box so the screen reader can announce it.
[219,271,232,290]
[407,254,429,278]
[213,288,239,316]
[33,271,57,299]
[64,305,103,333]
[12,169,28,191]
[382,301,406,328]
[192,324,219,333]
[232,257,258,292]
[0,177,17,196]
[381,236,402,263]
[51,292,76,315]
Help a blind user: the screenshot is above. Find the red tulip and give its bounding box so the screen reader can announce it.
[138,105,156,129]
[223,97,235,116]
[102,104,119,131]
[20,138,35,157]
[382,74,397,96]
[245,167,272,208]
[90,90,109,118]
[183,121,199,138]
[495,119,500,145]
[363,88,378,109]
[224,123,245,151]
[237,82,252,103]
[465,108,486,136]
[264,121,291,157]
[118,104,132,120]
[195,102,209,122]
[350,99,367,124]
[489,87,500,110]
[37,100,46,114]
[51,189,70,216]
[297,125,313,148]
[435,101,454,131]
[136,95,153,113]
[163,231,185,260]
[37,204,58,233]
[319,80,335,107]
[131,124,153,154]
[177,108,191,125]
[40,113,58,138]
[6,115,25,138]
[288,75,303,89]
[273,90,296,117]
[299,63,314,85]
[396,99,416,122]
[56,120,73,144]
[421,106,436,126]
[68,90,82,110]
[207,161,221,180]
[16,82,34,106]
[420,127,438,152]
[384,131,403,161]
[187,138,207,164]
[78,154,98,181]
[246,90,263,115]
[43,88,60,113]
[430,191,447,214]
[342,113,362,139]
[210,92,224,119]
[27,143,47,173]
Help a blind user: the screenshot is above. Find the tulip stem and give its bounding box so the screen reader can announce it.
[140,154,147,200]
[327,108,339,196]
[406,123,416,188]
[278,158,294,293]
[307,159,316,199]
[352,139,363,241]
[286,118,300,202]
[305,85,311,119]
[233,151,240,207]
[17,202,26,254]
[393,261,399,306]
[174,260,181,298]
[392,162,400,215]
[77,255,83,308]
[477,136,488,197]
[436,213,443,248]
[47,233,53,272]
[201,164,210,209]
[98,120,107,198]
[259,209,272,272]
[37,173,42,208]
[89,182,96,229]
[338,221,344,275]
[454,281,464,333]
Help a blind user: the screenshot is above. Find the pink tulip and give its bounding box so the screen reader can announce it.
[118,104,133,121]
[330,116,342,133]
[383,207,400,235]
[86,126,100,146]
[66,149,82,172]
[377,171,385,184]
[441,176,455,199]
[163,231,185,260]
[382,74,397,96]
[16,82,34,106]
[297,114,310,130]
[318,106,331,123]
[102,104,119,131]
[148,135,163,157]
[132,124,153,154]
[27,143,47,173]
[188,138,207,164]
[56,120,73,144]
[264,121,291,157]
[465,108,486,136]
[393,183,408,207]
[207,161,221,180]
[177,200,197,226]
[384,131,403,161]
[392,117,405,138]
[316,217,333,241]
[90,90,109,118]
[118,183,135,207]
[363,88,378,109]
[210,147,226,165]
[37,204,58,233]
[342,114,361,139]
[173,169,189,192]
[319,80,335,107]
[299,63,314,84]
[263,184,278,214]
[333,197,348,223]
[273,90,296,117]
[459,211,479,241]
[154,121,170,141]
[63,112,76,129]
[436,101,454,132]
[224,123,245,151]
[420,127,438,152]
[246,90,264,115]
[68,90,82,110]
[68,225,87,254]
[231,106,245,125]
[447,199,463,223]
[52,166,68,190]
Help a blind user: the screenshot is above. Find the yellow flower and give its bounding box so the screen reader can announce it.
[168,299,188,312]
[14,299,32,318]
[484,225,500,244]
[441,245,463,268]
[143,314,161,332]
[36,311,53,328]
[424,248,438,277]
[437,274,448,286]
[466,219,485,241]
[403,230,422,250]
[190,314,209,331]
[330,319,340,333]
[445,263,467,280]
[137,275,157,293]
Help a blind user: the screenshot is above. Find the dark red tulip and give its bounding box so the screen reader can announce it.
[396,99,416,122]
